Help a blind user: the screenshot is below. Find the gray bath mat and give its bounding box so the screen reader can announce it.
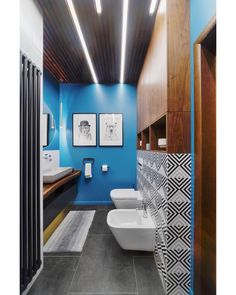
[44,210,95,253]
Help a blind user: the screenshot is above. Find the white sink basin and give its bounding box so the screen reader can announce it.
[43,167,73,184]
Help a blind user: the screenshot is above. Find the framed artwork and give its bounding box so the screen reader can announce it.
[72,113,97,147]
[42,113,49,147]
[99,113,123,147]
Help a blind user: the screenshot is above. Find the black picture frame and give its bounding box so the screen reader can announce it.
[43,113,49,147]
[72,113,97,147]
[99,113,124,147]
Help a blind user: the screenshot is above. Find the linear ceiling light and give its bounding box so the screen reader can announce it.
[120,0,129,83]
[66,0,98,83]
[95,0,102,14]
[149,0,158,14]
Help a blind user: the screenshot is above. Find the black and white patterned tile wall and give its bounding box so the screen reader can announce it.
[137,151,191,295]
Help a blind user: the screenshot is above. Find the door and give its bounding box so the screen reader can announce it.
[194,17,216,295]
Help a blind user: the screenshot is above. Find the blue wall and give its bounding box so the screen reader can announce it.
[190,1,216,294]
[59,84,137,205]
[43,70,60,150]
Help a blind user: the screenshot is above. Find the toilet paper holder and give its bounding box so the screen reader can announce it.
[83,158,95,165]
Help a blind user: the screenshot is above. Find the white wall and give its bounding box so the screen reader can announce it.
[42,150,60,171]
[20,0,43,70]
[20,1,43,294]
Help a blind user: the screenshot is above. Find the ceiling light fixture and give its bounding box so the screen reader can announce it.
[95,0,102,14]
[149,0,158,14]
[66,0,98,83]
[120,0,129,83]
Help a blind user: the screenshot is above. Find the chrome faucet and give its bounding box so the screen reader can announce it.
[136,200,148,218]
[43,154,52,161]
[142,200,147,218]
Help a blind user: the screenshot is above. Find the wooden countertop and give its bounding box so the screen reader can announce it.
[43,170,81,200]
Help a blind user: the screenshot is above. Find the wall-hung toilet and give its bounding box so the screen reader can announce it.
[110,189,143,209]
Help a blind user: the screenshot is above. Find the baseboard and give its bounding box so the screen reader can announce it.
[72,200,113,206]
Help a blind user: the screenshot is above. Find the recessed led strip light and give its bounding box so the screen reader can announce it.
[95,0,102,14]
[120,0,129,84]
[66,0,98,83]
[149,0,158,14]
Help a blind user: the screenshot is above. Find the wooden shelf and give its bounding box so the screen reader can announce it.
[141,149,167,153]
[137,114,167,152]
[137,132,142,150]
[150,115,167,151]
[141,128,150,150]
[43,170,81,200]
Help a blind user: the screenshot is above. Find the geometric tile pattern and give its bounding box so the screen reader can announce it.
[137,151,191,295]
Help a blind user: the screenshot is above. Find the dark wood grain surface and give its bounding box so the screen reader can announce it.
[137,0,190,153]
[43,170,81,200]
[137,0,168,132]
[167,111,190,153]
[167,0,190,112]
[194,18,216,295]
[36,0,157,84]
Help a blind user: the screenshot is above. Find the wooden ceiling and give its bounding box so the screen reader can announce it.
[37,0,158,84]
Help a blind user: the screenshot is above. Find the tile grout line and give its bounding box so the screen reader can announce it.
[88,233,111,236]
[133,257,140,295]
[66,225,88,295]
[70,222,111,294]
[66,256,81,295]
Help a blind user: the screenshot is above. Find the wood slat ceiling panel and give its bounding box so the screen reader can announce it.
[37,0,157,84]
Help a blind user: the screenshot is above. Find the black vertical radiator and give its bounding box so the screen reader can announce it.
[20,52,42,293]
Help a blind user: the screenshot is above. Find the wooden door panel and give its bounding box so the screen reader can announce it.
[194,18,216,295]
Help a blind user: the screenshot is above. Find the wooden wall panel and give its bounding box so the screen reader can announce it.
[137,0,168,132]
[137,0,190,153]
[167,0,190,112]
[167,111,190,153]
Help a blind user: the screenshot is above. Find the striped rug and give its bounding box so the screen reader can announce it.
[44,210,95,253]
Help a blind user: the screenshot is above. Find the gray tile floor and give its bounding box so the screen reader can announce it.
[29,206,165,295]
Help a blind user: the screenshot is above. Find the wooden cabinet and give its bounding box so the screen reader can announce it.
[137,0,190,153]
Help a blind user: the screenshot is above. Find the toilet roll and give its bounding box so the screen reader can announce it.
[85,163,92,178]
[102,165,108,172]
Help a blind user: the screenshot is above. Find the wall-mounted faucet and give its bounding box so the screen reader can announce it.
[43,154,52,161]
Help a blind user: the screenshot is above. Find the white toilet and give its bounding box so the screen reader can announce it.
[110,188,143,209]
[107,209,156,251]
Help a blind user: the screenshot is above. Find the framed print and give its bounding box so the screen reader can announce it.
[99,113,123,147]
[73,113,97,147]
[42,113,49,147]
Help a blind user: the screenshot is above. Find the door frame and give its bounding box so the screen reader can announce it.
[194,15,216,295]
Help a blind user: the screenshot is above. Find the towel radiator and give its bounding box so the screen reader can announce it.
[20,52,42,293]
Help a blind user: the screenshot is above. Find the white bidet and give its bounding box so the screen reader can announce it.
[107,209,156,251]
